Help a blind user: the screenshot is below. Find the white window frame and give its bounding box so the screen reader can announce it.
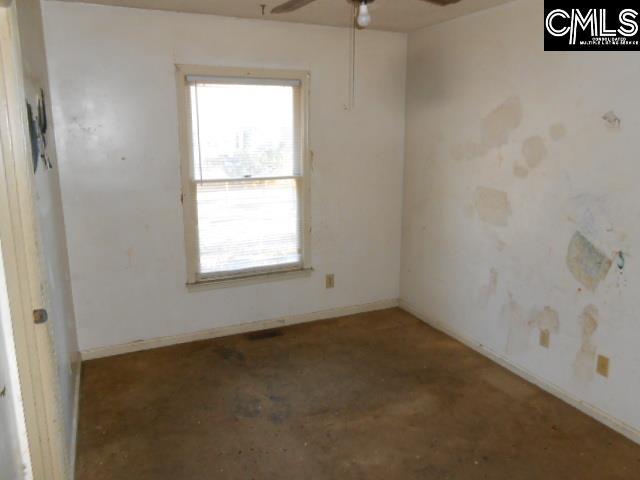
[176,65,312,288]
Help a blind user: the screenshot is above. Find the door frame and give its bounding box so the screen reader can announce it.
[0,1,69,478]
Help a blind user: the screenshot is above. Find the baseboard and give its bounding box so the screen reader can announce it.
[399,299,640,446]
[69,360,81,479]
[81,298,400,361]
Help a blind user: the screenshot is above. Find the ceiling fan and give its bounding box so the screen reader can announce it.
[271,0,462,28]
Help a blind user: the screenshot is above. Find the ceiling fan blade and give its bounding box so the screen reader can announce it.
[419,0,462,5]
[271,0,319,14]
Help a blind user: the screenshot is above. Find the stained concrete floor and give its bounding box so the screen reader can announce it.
[77,308,640,479]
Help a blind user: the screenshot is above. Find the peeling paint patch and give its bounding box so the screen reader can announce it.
[481,96,523,150]
[573,305,599,382]
[566,232,612,290]
[474,187,511,227]
[521,136,547,170]
[615,251,625,271]
[550,123,567,141]
[602,110,621,130]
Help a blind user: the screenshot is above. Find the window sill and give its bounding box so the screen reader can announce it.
[186,267,313,292]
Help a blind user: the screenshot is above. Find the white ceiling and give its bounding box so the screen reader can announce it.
[51,0,516,33]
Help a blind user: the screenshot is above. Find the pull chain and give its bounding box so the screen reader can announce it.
[346,1,357,110]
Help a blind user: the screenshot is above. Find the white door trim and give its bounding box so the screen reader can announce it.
[0,3,68,479]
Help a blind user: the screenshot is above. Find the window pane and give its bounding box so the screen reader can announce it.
[196,179,301,275]
[190,83,297,180]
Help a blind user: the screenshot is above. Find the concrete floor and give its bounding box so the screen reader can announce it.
[76,308,640,479]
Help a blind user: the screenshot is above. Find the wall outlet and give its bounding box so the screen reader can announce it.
[596,355,610,378]
[539,329,550,348]
[325,274,335,289]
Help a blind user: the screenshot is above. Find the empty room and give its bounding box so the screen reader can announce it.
[1,0,640,478]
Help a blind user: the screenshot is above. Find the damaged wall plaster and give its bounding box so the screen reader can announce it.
[602,111,621,130]
[566,232,612,291]
[402,0,640,440]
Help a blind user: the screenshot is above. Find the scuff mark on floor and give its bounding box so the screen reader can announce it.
[216,346,246,363]
[474,187,511,227]
[267,394,292,424]
[480,368,537,401]
[573,305,599,382]
[566,231,612,290]
[232,393,262,419]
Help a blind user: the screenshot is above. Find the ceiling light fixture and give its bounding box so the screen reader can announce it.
[357,0,371,28]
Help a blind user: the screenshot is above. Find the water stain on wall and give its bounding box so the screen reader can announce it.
[451,97,522,161]
[474,187,511,227]
[573,305,599,382]
[482,96,523,149]
[566,232,612,291]
[503,294,528,355]
[521,136,548,170]
[528,306,560,340]
[529,306,560,332]
[550,123,567,141]
[479,268,498,305]
[513,164,529,179]
[602,110,621,130]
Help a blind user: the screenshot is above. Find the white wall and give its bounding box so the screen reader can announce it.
[15,0,79,461]
[402,0,640,438]
[43,2,406,353]
[0,238,30,480]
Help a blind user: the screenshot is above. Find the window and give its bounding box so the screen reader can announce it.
[177,66,311,285]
